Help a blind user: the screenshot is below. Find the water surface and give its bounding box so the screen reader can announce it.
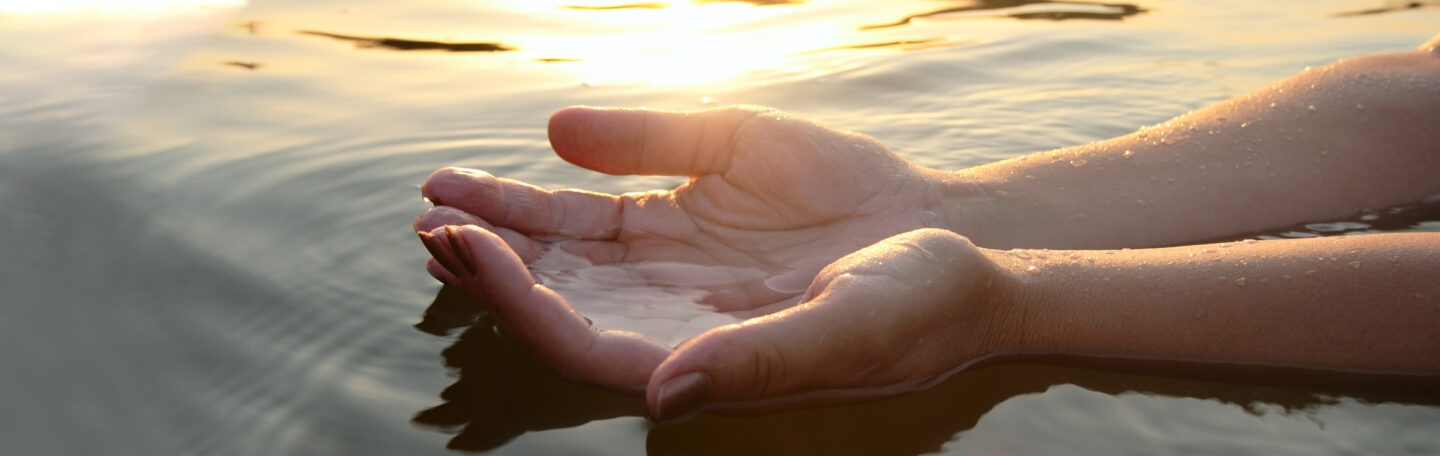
[3,0,1438,454]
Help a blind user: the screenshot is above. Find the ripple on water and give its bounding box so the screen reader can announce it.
[7,0,1440,454]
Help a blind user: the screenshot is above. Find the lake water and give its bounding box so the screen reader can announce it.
[3,0,1438,454]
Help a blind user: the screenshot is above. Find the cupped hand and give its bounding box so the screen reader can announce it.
[643,228,1014,419]
[415,106,983,418]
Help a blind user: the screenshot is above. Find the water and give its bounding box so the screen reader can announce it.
[529,247,749,346]
[3,0,1440,454]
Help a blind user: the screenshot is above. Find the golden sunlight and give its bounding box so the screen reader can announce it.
[505,1,849,85]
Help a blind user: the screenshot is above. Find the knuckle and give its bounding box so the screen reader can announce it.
[710,328,791,401]
[745,334,788,398]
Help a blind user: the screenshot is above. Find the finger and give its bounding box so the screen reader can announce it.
[425,258,460,285]
[421,167,622,241]
[414,206,628,269]
[547,105,773,177]
[420,225,588,334]
[423,224,667,388]
[414,205,547,262]
[644,289,902,421]
[413,204,489,232]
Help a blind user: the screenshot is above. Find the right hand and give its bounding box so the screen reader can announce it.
[642,228,1016,419]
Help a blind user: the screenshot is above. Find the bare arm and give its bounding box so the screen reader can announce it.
[989,232,1440,375]
[640,229,1440,419]
[937,37,1440,249]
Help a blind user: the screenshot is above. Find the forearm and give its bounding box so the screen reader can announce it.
[936,45,1440,249]
[985,233,1440,375]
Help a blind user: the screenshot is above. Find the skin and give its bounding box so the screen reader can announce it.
[415,34,1440,420]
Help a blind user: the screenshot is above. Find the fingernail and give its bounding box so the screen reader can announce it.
[445,226,476,274]
[654,372,710,422]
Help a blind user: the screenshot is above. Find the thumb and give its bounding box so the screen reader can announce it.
[547,105,773,177]
[643,229,993,420]
[644,291,903,421]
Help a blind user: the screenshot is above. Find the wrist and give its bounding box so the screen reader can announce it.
[967,245,1037,358]
[917,167,1015,249]
[902,232,1032,370]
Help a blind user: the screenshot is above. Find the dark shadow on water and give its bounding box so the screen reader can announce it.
[221,61,261,70]
[862,0,1145,30]
[297,30,514,52]
[413,285,1440,455]
[1332,1,1440,17]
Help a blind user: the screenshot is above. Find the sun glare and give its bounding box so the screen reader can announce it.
[509,1,845,85]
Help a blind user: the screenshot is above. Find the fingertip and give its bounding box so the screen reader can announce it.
[425,258,459,285]
[418,226,467,279]
[420,166,496,206]
[649,371,712,422]
[645,323,758,419]
[414,205,486,233]
[546,106,593,145]
[548,106,632,174]
[442,226,479,277]
[548,105,601,128]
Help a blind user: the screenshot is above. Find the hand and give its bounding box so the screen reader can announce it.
[415,106,975,417]
[643,228,1013,419]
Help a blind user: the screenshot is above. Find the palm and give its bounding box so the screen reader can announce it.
[607,116,936,310]
[415,106,939,390]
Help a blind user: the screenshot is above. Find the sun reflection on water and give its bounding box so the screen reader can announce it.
[505,1,848,85]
